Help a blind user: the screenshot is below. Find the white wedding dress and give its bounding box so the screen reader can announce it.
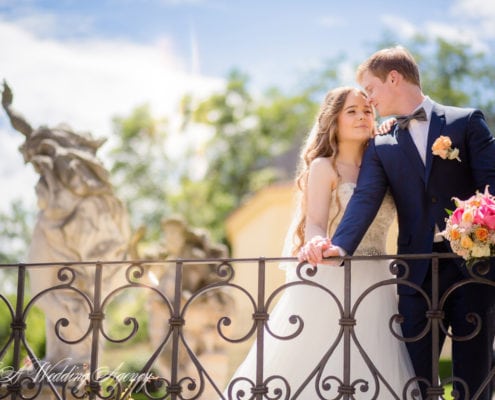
[223,182,420,399]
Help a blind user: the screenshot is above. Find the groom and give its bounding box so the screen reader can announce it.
[325,46,495,399]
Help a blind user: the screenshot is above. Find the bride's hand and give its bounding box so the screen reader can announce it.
[297,236,331,266]
[373,117,397,137]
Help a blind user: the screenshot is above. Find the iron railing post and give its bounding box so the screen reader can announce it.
[427,255,444,400]
[253,257,268,400]
[88,262,104,399]
[168,260,184,400]
[339,258,355,400]
[9,265,27,400]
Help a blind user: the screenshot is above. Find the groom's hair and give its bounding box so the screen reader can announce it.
[356,45,421,88]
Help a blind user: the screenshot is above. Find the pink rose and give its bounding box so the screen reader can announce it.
[481,194,495,207]
[481,204,495,230]
[451,207,464,225]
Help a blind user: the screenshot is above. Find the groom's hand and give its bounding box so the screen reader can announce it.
[297,236,331,266]
[322,245,345,267]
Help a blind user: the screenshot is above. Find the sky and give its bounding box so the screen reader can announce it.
[0,0,494,213]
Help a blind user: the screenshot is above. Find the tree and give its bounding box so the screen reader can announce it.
[0,200,33,264]
[168,70,319,242]
[109,104,172,241]
[373,34,495,126]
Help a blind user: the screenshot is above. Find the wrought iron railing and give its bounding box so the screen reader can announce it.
[0,254,493,400]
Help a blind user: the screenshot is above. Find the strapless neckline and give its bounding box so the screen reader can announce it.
[328,183,396,256]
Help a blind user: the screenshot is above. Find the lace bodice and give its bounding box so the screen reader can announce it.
[327,182,396,255]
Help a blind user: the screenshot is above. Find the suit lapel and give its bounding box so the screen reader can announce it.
[396,125,425,183]
[425,104,446,186]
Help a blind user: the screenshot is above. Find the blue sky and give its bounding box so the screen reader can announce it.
[1,0,491,90]
[0,0,494,211]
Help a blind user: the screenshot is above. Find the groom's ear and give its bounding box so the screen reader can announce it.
[387,70,401,86]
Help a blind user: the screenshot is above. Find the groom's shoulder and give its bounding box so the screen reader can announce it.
[433,101,478,120]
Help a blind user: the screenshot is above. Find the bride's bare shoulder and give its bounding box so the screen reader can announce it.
[308,157,338,183]
[309,156,333,168]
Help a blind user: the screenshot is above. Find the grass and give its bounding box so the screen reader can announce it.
[440,358,453,400]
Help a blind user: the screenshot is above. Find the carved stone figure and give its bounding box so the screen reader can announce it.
[137,216,233,396]
[2,81,233,398]
[1,80,131,368]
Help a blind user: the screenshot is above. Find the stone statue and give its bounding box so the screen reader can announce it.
[1,80,131,368]
[136,216,233,396]
[157,216,228,296]
[2,81,233,398]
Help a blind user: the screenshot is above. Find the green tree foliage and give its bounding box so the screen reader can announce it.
[168,70,319,242]
[419,37,495,128]
[374,34,495,126]
[0,294,46,367]
[0,200,33,264]
[109,104,172,241]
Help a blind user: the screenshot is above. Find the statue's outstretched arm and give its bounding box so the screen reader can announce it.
[2,80,33,138]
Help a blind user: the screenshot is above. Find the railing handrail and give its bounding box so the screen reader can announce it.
[0,251,465,268]
[0,254,492,399]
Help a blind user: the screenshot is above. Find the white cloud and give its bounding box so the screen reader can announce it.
[451,0,495,38]
[380,11,491,52]
[337,61,358,87]
[0,128,38,211]
[380,15,417,39]
[0,17,224,212]
[424,22,488,51]
[452,0,495,19]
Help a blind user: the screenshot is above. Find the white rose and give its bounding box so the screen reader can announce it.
[471,244,491,258]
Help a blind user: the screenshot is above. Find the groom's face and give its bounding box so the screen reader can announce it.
[360,71,395,118]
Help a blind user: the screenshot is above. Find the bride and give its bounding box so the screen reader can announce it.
[222,87,420,399]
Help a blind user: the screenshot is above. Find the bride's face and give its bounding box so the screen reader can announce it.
[337,91,374,144]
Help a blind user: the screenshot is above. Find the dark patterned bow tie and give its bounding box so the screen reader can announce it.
[396,107,427,129]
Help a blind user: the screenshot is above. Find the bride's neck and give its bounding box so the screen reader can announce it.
[335,145,362,184]
[336,143,363,168]
[336,158,361,168]
[335,154,361,168]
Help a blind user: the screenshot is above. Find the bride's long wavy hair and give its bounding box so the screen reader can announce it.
[292,87,368,254]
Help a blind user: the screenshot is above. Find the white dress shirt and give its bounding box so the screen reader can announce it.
[407,96,433,164]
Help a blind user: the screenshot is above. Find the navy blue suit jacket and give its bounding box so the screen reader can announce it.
[332,102,495,294]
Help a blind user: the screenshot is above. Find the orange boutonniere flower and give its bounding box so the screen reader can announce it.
[432,135,461,162]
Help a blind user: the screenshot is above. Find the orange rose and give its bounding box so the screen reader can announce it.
[475,227,489,242]
[432,136,452,152]
[431,135,461,162]
[462,209,474,223]
[460,235,474,249]
[450,228,461,241]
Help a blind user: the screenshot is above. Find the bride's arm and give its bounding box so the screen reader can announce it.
[298,158,337,265]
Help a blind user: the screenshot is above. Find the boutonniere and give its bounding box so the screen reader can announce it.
[432,135,461,162]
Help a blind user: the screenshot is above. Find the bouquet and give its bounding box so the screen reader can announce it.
[439,186,495,266]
